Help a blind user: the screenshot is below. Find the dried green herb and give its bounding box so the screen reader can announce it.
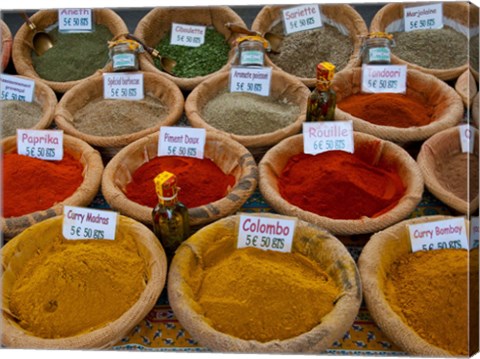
[154,27,230,78]
[32,24,112,82]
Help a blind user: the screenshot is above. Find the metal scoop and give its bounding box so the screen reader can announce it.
[225,22,283,54]
[125,34,176,75]
[21,12,53,56]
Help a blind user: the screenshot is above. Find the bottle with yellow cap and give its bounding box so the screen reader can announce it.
[306,62,336,122]
[152,171,190,261]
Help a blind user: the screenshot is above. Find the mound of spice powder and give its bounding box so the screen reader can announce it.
[278,150,405,220]
[1,100,43,138]
[3,153,84,217]
[32,24,112,82]
[125,156,235,208]
[337,93,434,128]
[155,27,230,78]
[385,249,468,355]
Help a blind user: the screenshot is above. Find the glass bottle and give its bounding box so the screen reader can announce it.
[306,62,336,122]
[236,35,269,67]
[152,171,190,262]
[361,32,395,65]
[109,40,140,72]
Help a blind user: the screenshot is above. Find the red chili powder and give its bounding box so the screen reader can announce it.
[125,156,236,208]
[337,93,434,128]
[3,153,84,218]
[278,150,406,220]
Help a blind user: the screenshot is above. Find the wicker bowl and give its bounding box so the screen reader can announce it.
[1,75,57,139]
[1,19,12,71]
[334,68,464,143]
[1,215,167,349]
[259,132,424,236]
[1,135,103,239]
[455,69,478,108]
[358,215,467,356]
[12,9,128,93]
[133,6,246,91]
[251,4,367,88]
[102,130,258,229]
[369,2,471,81]
[168,214,362,353]
[417,126,479,215]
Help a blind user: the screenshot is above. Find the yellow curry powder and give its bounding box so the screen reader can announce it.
[197,247,341,342]
[385,249,468,355]
[8,233,148,339]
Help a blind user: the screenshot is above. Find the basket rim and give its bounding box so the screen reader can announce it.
[357,214,461,356]
[101,130,259,227]
[167,214,362,353]
[185,69,309,149]
[258,131,424,236]
[1,214,167,349]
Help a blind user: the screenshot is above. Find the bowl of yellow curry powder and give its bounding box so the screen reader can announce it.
[168,214,362,353]
[358,215,472,356]
[1,215,167,349]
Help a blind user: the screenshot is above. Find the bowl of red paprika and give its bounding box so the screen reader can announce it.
[259,132,424,236]
[101,130,258,229]
[334,68,464,144]
[1,134,104,239]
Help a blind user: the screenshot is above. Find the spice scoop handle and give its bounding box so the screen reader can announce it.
[225,23,259,37]
[21,12,36,32]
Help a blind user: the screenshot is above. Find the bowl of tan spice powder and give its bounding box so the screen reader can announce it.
[334,68,464,143]
[55,71,184,162]
[370,2,473,81]
[133,6,246,91]
[359,215,471,356]
[168,214,362,353]
[185,69,309,161]
[251,4,367,88]
[12,9,128,93]
[1,214,167,349]
[1,75,57,139]
[417,126,479,215]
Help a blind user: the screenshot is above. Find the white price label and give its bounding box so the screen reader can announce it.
[459,124,475,154]
[170,23,206,47]
[63,206,118,240]
[361,64,407,94]
[237,214,296,253]
[103,73,144,100]
[158,126,206,159]
[409,217,469,252]
[404,3,443,32]
[282,4,322,35]
[0,74,35,102]
[17,129,63,161]
[471,216,479,249]
[303,121,354,155]
[229,66,272,97]
[58,9,93,32]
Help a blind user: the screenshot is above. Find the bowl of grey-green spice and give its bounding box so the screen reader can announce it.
[133,6,247,91]
[12,9,128,93]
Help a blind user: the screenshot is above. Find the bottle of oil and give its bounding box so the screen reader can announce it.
[306,62,336,122]
[152,171,190,262]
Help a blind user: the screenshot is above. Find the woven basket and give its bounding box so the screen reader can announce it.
[259,132,424,236]
[1,134,103,239]
[168,214,361,353]
[334,68,464,143]
[1,19,12,71]
[12,9,128,93]
[1,215,167,349]
[473,92,479,128]
[133,6,246,91]
[54,71,184,162]
[101,130,258,229]
[358,215,465,356]
[251,4,367,88]
[455,69,478,108]
[185,69,309,161]
[370,3,471,81]
[417,126,479,215]
[1,75,57,138]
